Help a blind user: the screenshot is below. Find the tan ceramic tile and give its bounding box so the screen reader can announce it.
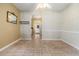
[0,35,79,56]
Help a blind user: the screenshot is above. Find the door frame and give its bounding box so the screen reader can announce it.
[31,15,42,39]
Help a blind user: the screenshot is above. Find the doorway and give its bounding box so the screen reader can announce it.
[31,16,42,40]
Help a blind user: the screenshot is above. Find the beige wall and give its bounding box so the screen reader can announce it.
[0,4,20,48]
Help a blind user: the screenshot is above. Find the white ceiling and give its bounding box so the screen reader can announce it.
[14,3,70,12]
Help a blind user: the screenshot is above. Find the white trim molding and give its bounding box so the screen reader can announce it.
[42,38,61,40]
[61,30,79,50]
[0,37,21,52]
[62,40,79,50]
[20,37,32,40]
[60,30,79,34]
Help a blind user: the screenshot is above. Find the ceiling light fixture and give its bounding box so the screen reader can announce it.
[36,3,51,9]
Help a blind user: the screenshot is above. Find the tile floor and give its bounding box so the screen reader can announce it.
[0,34,79,56]
[0,39,79,56]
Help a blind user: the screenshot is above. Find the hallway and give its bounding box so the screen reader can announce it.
[0,39,79,56]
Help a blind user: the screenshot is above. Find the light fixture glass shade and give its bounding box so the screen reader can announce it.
[36,3,51,9]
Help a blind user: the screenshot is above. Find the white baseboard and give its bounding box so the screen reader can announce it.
[0,37,21,52]
[20,38,32,40]
[20,37,61,40]
[42,38,61,40]
[62,39,79,50]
